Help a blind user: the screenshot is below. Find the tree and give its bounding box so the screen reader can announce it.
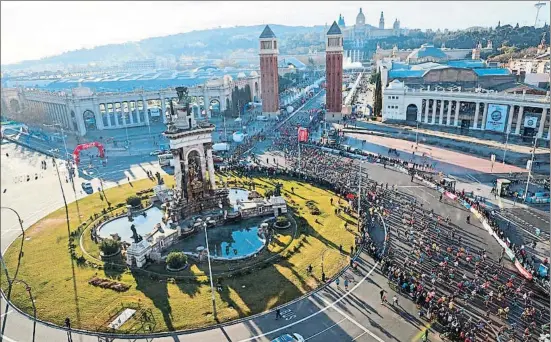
[126,195,141,207]
[373,72,383,117]
[166,251,188,269]
[99,239,120,255]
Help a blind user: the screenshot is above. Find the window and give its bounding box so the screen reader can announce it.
[261,41,272,50]
[328,37,340,47]
[273,41,277,49]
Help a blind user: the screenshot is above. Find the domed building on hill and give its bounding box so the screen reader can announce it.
[341,8,406,62]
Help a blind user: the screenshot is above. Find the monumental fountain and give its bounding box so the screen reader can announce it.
[95,87,287,268]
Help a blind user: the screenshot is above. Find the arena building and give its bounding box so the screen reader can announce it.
[1,73,260,137]
[382,79,551,143]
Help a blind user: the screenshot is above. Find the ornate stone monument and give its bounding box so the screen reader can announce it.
[163,87,229,220]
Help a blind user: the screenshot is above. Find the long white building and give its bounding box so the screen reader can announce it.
[1,73,260,137]
[382,80,551,140]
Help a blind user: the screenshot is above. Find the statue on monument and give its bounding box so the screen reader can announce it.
[130,224,143,244]
[175,87,192,115]
[274,183,283,197]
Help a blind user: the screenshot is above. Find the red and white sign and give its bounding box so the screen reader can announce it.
[298,127,309,142]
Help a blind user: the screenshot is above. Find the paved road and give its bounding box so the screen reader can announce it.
[1,114,548,341]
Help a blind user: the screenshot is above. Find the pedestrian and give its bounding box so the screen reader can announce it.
[339,245,343,254]
[393,295,398,307]
[335,277,340,288]
[344,278,349,291]
[275,308,282,320]
[322,272,326,282]
[380,289,386,304]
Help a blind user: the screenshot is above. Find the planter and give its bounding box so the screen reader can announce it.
[274,221,291,230]
[99,248,121,260]
[166,263,189,272]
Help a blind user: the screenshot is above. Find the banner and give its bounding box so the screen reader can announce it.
[524,116,538,128]
[485,104,508,132]
[298,127,309,142]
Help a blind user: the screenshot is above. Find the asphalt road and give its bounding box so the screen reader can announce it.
[1,102,549,341]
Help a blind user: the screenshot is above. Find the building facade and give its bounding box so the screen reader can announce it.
[325,22,344,121]
[259,25,280,118]
[382,80,551,140]
[342,8,405,63]
[1,73,260,136]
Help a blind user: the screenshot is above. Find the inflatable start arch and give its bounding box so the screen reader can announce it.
[73,142,105,164]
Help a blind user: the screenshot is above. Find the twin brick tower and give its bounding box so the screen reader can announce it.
[259,22,343,121]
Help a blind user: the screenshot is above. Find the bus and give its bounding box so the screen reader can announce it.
[158,153,174,167]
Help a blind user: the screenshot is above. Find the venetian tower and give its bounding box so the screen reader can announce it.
[325,21,344,122]
[259,25,279,119]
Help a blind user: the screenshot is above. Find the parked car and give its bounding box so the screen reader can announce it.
[270,333,304,342]
[81,182,93,194]
[149,150,165,156]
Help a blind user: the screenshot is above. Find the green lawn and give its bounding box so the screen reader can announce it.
[1,172,357,333]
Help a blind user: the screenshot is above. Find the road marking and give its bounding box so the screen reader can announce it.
[351,331,368,341]
[0,334,17,342]
[237,260,379,342]
[0,309,13,318]
[466,174,482,185]
[304,318,347,341]
[314,294,384,342]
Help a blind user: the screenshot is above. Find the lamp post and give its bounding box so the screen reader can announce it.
[523,136,538,203]
[0,207,25,342]
[203,223,217,319]
[502,131,510,164]
[0,258,37,342]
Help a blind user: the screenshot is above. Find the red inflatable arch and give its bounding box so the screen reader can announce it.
[73,142,105,164]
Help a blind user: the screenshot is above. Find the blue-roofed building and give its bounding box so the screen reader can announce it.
[406,44,448,64]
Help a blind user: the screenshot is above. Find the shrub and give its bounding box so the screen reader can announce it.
[276,216,289,226]
[126,195,141,207]
[166,251,188,269]
[99,239,120,255]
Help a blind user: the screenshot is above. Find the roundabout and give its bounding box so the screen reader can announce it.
[1,172,357,334]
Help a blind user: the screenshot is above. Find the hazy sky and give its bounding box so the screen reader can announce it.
[1,1,546,64]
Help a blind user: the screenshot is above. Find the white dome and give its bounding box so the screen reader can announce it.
[237,72,246,79]
[250,71,258,77]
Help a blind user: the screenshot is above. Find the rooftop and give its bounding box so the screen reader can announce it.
[327,21,342,35]
[259,25,276,39]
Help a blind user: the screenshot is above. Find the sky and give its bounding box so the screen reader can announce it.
[1,1,546,65]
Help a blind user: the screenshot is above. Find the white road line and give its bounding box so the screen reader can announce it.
[314,294,384,342]
[351,331,368,341]
[304,318,347,341]
[237,260,379,342]
[466,174,482,185]
[0,309,13,318]
[496,213,539,240]
[0,334,17,342]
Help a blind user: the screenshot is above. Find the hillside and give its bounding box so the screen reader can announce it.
[2,24,325,71]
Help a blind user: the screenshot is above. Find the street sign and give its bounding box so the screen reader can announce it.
[490,154,496,162]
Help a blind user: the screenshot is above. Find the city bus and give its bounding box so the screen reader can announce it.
[158,153,174,167]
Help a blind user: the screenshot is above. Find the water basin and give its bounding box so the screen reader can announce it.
[99,207,170,244]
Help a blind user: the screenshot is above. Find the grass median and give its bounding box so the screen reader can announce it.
[1,172,357,333]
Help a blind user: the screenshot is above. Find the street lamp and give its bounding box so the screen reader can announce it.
[0,207,25,342]
[202,222,217,319]
[0,258,37,342]
[502,131,510,165]
[523,136,538,203]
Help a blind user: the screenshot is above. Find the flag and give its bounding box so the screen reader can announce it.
[298,127,308,142]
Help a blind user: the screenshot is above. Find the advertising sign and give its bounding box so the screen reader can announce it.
[524,116,538,128]
[298,127,309,142]
[485,104,508,132]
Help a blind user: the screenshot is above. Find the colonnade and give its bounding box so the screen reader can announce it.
[419,98,550,139]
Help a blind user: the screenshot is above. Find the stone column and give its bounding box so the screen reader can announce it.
[204,92,211,119]
[173,149,183,194]
[473,102,480,129]
[132,101,140,124]
[537,108,547,138]
[94,100,104,130]
[446,100,452,126]
[481,103,488,130]
[74,104,86,136]
[206,147,216,190]
[431,99,437,124]
[161,97,167,123]
[506,105,515,133]
[143,98,149,125]
[199,152,207,185]
[515,106,524,135]
[454,101,460,126]
[424,99,429,123]
[127,103,134,125]
[439,99,444,125]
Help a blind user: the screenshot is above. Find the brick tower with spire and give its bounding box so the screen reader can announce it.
[325,21,344,122]
[259,25,279,119]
